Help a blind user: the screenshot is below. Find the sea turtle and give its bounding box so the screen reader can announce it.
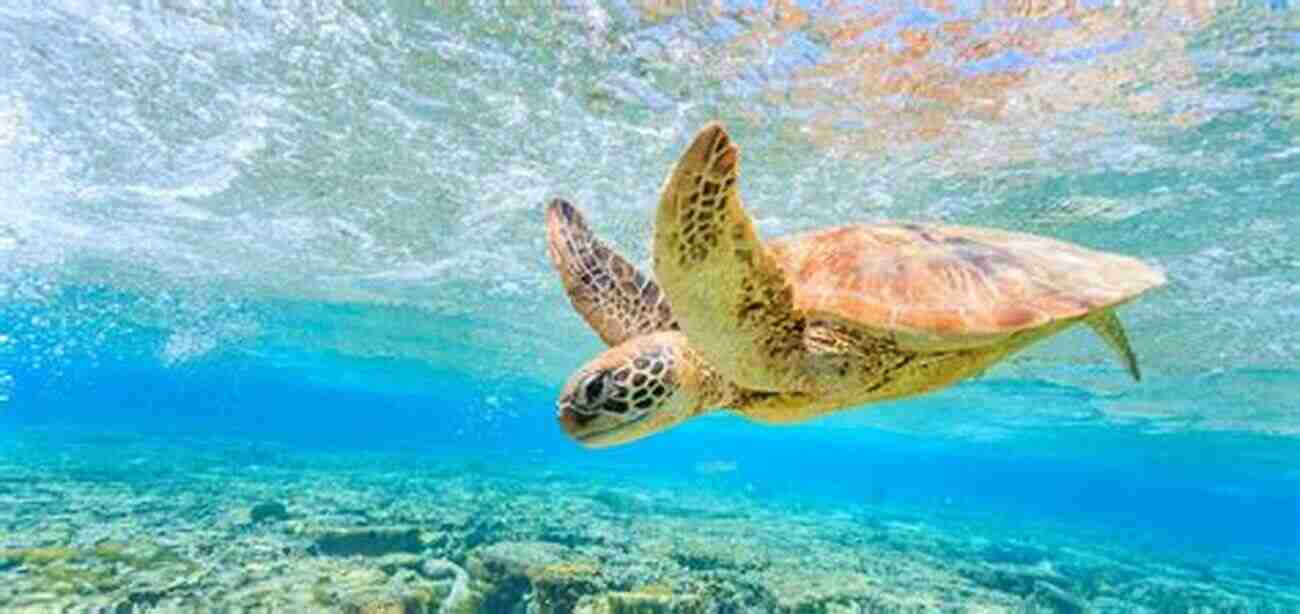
[546,122,1165,448]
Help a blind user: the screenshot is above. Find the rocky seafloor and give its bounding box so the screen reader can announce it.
[1,427,1297,613]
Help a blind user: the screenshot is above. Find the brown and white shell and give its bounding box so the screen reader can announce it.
[767,223,1167,349]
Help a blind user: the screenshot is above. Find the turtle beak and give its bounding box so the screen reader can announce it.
[555,394,595,439]
[555,395,635,448]
[555,395,584,436]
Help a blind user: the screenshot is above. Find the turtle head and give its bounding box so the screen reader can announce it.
[557,332,711,448]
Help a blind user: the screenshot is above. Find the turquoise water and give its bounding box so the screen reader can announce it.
[2,2,1299,611]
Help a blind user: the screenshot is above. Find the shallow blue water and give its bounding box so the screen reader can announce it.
[2,1,1299,609]
[3,289,1297,567]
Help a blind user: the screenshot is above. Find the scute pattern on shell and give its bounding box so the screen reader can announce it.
[767,224,1166,343]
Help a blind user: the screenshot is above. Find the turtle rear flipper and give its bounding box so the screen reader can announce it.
[1085,308,1142,381]
[545,199,677,346]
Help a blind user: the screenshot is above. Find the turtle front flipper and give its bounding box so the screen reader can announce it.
[652,122,807,391]
[546,199,677,347]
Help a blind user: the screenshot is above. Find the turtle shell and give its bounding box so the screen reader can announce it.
[766,224,1166,349]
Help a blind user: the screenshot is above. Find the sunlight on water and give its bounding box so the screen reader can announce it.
[2,0,1297,433]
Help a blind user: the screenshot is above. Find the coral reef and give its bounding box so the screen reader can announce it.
[0,427,1296,613]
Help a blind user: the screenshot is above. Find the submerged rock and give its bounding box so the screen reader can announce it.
[468,542,604,614]
[684,572,776,612]
[575,591,707,614]
[469,541,572,578]
[314,527,425,557]
[314,566,441,614]
[530,562,605,614]
[250,501,290,523]
[0,547,78,569]
[980,541,1049,566]
[375,553,425,575]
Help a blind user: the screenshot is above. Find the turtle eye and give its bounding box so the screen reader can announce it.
[581,372,607,403]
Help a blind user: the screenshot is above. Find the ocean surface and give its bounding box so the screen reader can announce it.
[1,2,1298,611]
